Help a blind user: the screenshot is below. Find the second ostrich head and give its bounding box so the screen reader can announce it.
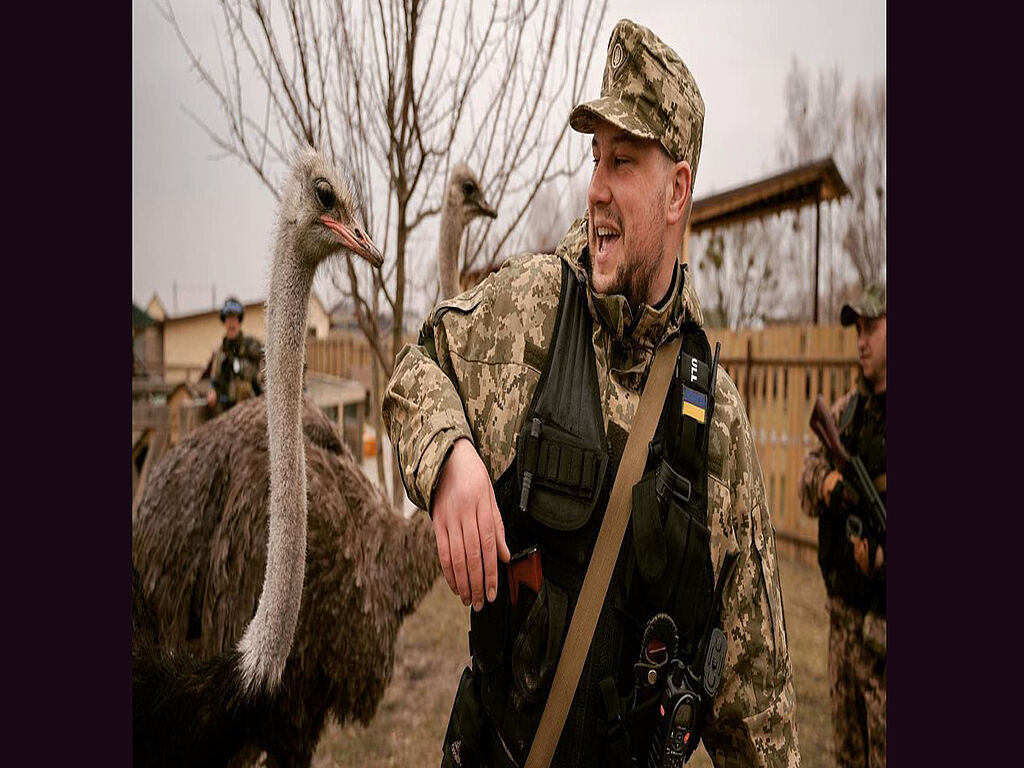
[439,163,496,299]
[236,147,382,695]
[446,162,497,226]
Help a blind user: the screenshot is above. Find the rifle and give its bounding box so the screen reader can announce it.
[809,394,886,547]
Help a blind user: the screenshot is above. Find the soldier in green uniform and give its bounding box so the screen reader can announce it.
[799,281,886,768]
[204,296,266,415]
[383,19,799,768]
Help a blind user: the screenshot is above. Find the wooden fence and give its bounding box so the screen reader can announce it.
[305,333,418,396]
[305,336,375,394]
[706,324,860,564]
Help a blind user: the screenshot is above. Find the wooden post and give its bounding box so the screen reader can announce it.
[744,337,753,425]
[813,185,822,324]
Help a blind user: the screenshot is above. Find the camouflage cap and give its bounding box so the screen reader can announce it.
[840,281,886,326]
[569,19,705,188]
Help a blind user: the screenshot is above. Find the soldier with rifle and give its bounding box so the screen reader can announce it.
[799,281,886,768]
[202,296,266,415]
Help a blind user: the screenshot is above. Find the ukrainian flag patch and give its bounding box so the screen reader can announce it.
[682,387,707,424]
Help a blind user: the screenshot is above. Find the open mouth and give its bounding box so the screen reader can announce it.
[595,225,620,255]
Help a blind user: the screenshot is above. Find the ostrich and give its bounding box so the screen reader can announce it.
[132,148,440,765]
[438,162,497,299]
[132,148,436,767]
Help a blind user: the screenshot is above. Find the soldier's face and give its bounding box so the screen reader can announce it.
[224,315,241,339]
[855,315,886,388]
[587,124,671,308]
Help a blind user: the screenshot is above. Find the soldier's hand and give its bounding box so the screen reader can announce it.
[850,534,884,577]
[432,437,511,611]
[207,389,217,407]
[822,469,843,505]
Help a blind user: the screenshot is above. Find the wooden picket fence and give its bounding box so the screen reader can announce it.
[706,324,860,564]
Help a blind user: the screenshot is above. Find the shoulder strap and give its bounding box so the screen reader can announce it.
[524,333,682,768]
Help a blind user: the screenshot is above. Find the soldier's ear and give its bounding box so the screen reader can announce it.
[665,159,691,226]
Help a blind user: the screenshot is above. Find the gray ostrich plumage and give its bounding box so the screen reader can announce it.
[438,162,497,299]
[133,148,437,766]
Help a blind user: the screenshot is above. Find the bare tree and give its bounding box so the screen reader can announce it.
[516,169,589,255]
[694,59,886,328]
[840,80,886,287]
[161,0,608,508]
[695,219,782,329]
[775,58,886,319]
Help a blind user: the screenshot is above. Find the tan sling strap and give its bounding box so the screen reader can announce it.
[524,334,682,768]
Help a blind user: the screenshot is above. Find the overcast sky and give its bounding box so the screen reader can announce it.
[132,0,885,317]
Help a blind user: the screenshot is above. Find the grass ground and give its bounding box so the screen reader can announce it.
[313,556,834,767]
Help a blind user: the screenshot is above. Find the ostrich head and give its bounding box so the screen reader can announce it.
[279,147,383,270]
[446,162,497,226]
[439,163,496,299]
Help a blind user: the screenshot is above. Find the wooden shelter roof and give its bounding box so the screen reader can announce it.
[690,157,849,233]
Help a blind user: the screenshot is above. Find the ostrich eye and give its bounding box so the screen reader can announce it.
[462,181,476,197]
[314,179,336,210]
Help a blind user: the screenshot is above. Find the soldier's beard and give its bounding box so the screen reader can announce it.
[589,192,665,312]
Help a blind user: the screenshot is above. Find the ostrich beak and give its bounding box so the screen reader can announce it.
[477,198,498,219]
[320,215,384,269]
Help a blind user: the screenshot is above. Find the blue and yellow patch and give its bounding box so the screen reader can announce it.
[682,386,707,424]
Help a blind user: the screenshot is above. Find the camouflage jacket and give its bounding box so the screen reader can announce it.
[383,215,799,767]
[206,332,265,410]
[799,377,887,612]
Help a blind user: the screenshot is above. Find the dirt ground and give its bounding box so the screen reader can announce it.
[312,555,834,767]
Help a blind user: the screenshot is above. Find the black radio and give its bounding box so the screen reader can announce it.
[646,659,700,768]
[638,612,729,768]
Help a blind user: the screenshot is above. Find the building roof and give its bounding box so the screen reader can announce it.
[152,290,327,323]
[133,303,155,329]
[145,294,167,322]
[691,156,850,233]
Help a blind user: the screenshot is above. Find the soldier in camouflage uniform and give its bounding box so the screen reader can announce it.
[204,296,266,415]
[383,19,799,767]
[799,282,886,768]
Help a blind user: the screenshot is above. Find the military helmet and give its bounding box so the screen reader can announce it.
[220,296,245,323]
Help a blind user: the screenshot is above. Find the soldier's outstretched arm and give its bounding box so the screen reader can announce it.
[701,374,800,768]
[382,285,514,611]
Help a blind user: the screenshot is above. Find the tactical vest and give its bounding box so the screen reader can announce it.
[211,335,263,409]
[446,262,726,768]
[817,388,887,615]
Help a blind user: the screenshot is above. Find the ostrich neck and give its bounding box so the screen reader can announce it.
[236,223,313,694]
[439,201,464,300]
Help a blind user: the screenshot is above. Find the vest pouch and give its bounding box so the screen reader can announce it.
[442,666,485,768]
[631,460,708,623]
[631,468,667,585]
[511,578,569,704]
[669,505,712,658]
[517,419,608,532]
